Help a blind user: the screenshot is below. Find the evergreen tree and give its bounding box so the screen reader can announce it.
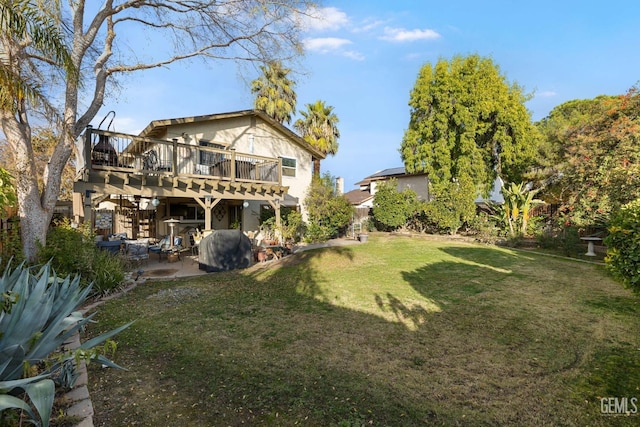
[401,54,538,199]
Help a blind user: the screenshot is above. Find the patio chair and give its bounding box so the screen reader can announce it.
[124,239,149,267]
[149,235,171,260]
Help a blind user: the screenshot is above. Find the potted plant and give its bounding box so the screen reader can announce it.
[260,217,278,245]
[357,220,369,242]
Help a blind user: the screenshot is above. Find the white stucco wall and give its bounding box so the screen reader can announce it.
[158,114,314,220]
[396,175,430,201]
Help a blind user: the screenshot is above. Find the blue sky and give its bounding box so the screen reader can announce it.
[98,1,640,191]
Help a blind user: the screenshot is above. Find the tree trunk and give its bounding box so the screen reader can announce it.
[313,158,321,177]
[1,112,61,262]
[18,194,51,262]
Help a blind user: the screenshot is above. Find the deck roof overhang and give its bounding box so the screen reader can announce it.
[73,170,288,202]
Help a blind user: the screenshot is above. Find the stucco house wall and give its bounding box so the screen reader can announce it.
[395,175,430,201]
[141,111,317,227]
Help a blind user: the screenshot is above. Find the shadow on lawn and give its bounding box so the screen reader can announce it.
[440,245,526,270]
[89,242,626,427]
[401,246,519,307]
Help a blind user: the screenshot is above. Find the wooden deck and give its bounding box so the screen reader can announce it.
[74,127,288,200]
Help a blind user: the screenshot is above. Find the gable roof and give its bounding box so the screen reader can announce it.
[343,188,374,206]
[138,109,326,159]
[356,166,426,185]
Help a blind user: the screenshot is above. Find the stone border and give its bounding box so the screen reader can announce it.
[62,333,94,427]
[66,272,148,427]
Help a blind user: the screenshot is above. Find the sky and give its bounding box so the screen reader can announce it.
[96,0,640,192]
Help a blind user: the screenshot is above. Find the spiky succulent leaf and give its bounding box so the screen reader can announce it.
[23,379,55,427]
[0,393,37,422]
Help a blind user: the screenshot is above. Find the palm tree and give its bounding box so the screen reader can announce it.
[251,60,297,125]
[0,0,75,113]
[294,100,340,176]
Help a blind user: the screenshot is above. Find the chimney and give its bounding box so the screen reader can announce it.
[335,177,344,195]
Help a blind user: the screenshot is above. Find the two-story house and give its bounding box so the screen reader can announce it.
[344,167,431,208]
[73,110,324,240]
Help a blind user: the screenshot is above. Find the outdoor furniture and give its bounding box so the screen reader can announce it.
[96,239,124,255]
[149,235,171,260]
[124,239,149,267]
[167,236,186,262]
[581,236,602,256]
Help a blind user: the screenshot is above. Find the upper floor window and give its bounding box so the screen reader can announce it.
[281,157,296,177]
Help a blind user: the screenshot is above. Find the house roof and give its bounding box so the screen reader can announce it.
[138,109,326,159]
[355,166,426,185]
[343,188,373,206]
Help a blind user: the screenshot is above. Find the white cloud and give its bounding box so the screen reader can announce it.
[300,6,349,32]
[343,50,365,61]
[303,37,352,53]
[353,18,385,33]
[380,26,441,42]
[303,37,364,60]
[536,90,557,98]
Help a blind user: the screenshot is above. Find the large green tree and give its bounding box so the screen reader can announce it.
[251,60,297,125]
[535,87,640,227]
[400,54,539,206]
[0,0,315,262]
[294,100,340,176]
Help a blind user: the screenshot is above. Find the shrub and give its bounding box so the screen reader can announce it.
[0,224,24,272]
[37,219,125,295]
[559,226,582,256]
[422,180,476,235]
[604,199,640,291]
[304,222,333,243]
[304,173,354,242]
[533,224,581,255]
[280,211,305,243]
[372,180,421,231]
[466,213,501,244]
[0,261,132,426]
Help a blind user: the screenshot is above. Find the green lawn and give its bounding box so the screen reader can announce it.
[86,233,640,426]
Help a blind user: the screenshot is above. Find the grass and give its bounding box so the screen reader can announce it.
[86,233,640,426]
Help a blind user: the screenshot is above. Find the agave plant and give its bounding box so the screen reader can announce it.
[0,261,132,427]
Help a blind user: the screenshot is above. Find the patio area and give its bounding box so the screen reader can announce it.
[123,237,363,281]
[125,252,207,280]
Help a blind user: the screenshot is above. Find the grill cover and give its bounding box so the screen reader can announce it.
[198,229,252,272]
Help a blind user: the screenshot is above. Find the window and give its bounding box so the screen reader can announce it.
[169,204,204,220]
[199,140,225,165]
[281,157,296,177]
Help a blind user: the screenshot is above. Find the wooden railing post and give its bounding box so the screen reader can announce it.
[230,149,236,182]
[172,138,178,176]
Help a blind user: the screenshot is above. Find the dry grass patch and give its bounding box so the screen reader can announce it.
[86,233,640,426]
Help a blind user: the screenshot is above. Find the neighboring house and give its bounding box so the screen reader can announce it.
[344,167,430,209]
[475,175,505,206]
[343,167,430,227]
[73,110,324,240]
[346,167,505,208]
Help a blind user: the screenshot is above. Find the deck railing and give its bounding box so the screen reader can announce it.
[83,126,282,184]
